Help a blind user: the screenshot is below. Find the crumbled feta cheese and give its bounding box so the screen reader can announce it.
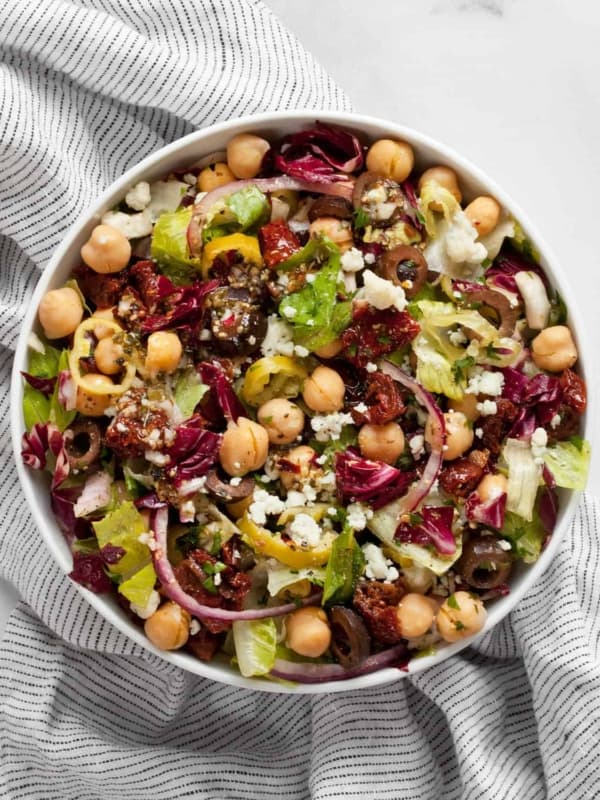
[137,532,151,546]
[248,489,285,526]
[364,252,376,265]
[183,173,197,186]
[230,477,242,487]
[248,335,257,346]
[476,399,498,416]
[199,329,212,341]
[316,455,328,466]
[409,434,425,459]
[358,269,407,312]
[285,489,307,508]
[531,426,548,464]
[125,181,151,211]
[179,500,196,523]
[310,411,354,442]
[294,345,309,358]
[213,572,222,587]
[288,514,321,548]
[444,210,487,266]
[497,540,512,551]
[340,247,365,273]
[305,273,316,284]
[301,482,318,503]
[178,476,207,496]
[282,306,297,319]
[144,450,171,466]
[328,507,337,516]
[550,413,561,429]
[465,368,505,397]
[101,208,153,238]
[448,329,468,347]
[346,502,373,531]
[354,402,368,414]
[130,590,160,620]
[190,619,201,636]
[261,315,295,357]
[365,362,378,373]
[475,427,484,438]
[362,543,399,582]
[146,180,189,221]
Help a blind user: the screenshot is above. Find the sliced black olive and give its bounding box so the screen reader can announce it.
[329,606,371,668]
[65,421,102,471]
[207,286,267,357]
[377,245,428,298]
[307,195,353,222]
[457,535,513,590]
[460,287,518,338]
[204,468,255,502]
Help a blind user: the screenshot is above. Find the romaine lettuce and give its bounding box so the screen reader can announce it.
[232,618,277,677]
[543,439,590,491]
[503,438,542,522]
[150,207,201,284]
[322,524,365,605]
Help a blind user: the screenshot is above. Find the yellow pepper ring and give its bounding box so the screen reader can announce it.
[237,513,335,569]
[69,318,136,396]
[201,232,263,279]
[241,355,308,407]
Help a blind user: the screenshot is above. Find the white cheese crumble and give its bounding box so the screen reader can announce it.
[282,306,297,319]
[340,247,365,273]
[550,413,561,429]
[362,543,399,582]
[409,434,425,459]
[346,502,373,531]
[305,273,316,284]
[144,450,171,467]
[285,490,307,508]
[364,252,376,265]
[248,489,285,526]
[531,426,548,465]
[261,314,295,357]
[476,399,498,416]
[294,345,309,358]
[130,589,160,620]
[230,477,242,487]
[354,402,368,414]
[288,514,322,548]
[190,619,201,636]
[475,427,484,438]
[358,269,407,312]
[365,362,378,373]
[448,329,468,347]
[310,411,354,442]
[497,540,512,551]
[465,368,505,397]
[213,572,222,587]
[101,208,153,239]
[125,181,151,211]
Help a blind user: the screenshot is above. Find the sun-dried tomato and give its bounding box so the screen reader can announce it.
[129,260,162,311]
[559,369,587,414]
[341,302,420,367]
[439,458,483,499]
[173,548,252,634]
[74,264,128,309]
[547,404,581,444]
[105,388,170,458]
[353,580,404,645]
[351,372,405,425]
[259,221,301,268]
[187,627,224,661]
[478,398,518,456]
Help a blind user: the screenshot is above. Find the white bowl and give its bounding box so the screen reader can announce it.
[11,111,593,693]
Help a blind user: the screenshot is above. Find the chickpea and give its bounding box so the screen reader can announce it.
[476,473,508,503]
[302,365,345,413]
[226,133,270,179]
[219,416,269,477]
[197,161,235,193]
[75,373,114,416]
[396,593,436,639]
[38,287,84,340]
[279,445,320,490]
[314,338,344,359]
[418,165,462,205]
[531,325,578,372]
[257,398,305,445]
[144,601,190,650]
[91,307,119,340]
[358,422,405,465]
[145,331,183,376]
[285,606,331,658]
[425,410,474,461]
[80,224,131,274]
[366,138,415,183]
[309,217,353,251]
[436,591,487,643]
[464,196,501,237]
[94,336,124,375]
[448,393,480,422]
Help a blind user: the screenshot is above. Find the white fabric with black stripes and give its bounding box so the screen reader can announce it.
[1,2,599,798]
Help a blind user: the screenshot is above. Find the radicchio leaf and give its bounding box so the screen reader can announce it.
[57,370,77,411]
[141,279,220,335]
[197,361,245,423]
[21,422,69,489]
[464,490,507,530]
[274,122,363,183]
[486,246,548,293]
[21,372,56,397]
[395,506,456,555]
[69,551,112,593]
[168,416,222,485]
[335,449,415,510]
[538,487,558,535]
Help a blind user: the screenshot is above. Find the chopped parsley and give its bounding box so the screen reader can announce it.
[447,594,461,611]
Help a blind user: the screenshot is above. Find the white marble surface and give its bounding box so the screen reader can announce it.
[1,0,598,636]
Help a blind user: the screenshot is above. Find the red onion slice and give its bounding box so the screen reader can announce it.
[380,361,445,515]
[270,643,408,684]
[150,507,321,622]
[188,176,354,256]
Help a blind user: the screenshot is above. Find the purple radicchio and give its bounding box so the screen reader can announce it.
[68,551,112,593]
[141,279,220,335]
[486,246,548,294]
[197,361,245,424]
[465,490,507,530]
[538,486,559,535]
[395,506,456,556]
[335,449,415,510]
[20,372,56,397]
[58,370,77,411]
[21,422,69,489]
[274,122,363,183]
[502,368,563,436]
[168,416,222,485]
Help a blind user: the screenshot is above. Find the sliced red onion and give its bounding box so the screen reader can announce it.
[58,370,77,411]
[150,507,322,622]
[73,471,112,518]
[188,176,354,255]
[270,643,408,684]
[380,361,445,515]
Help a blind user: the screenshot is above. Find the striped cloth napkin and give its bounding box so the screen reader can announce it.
[1,2,598,798]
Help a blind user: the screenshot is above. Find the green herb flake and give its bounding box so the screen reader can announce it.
[447,594,461,611]
[451,355,475,383]
[454,620,466,631]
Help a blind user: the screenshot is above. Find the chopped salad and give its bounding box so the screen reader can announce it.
[21,122,590,684]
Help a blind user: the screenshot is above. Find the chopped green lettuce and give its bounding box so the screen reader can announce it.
[28,341,61,378]
[322,525,364,605]
[118,562,157,607]
[23,384,51,430]
[203,185,270,242]
[502,510,545,564]
[543,439,590,491]
[266,565,326,597]
[279,241,352,350]
[150,207,201,284]
[174,369,208,419]
[503,438,542,522]
[232,618,277,677]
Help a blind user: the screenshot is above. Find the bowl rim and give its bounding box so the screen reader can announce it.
[10,109,594,693]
